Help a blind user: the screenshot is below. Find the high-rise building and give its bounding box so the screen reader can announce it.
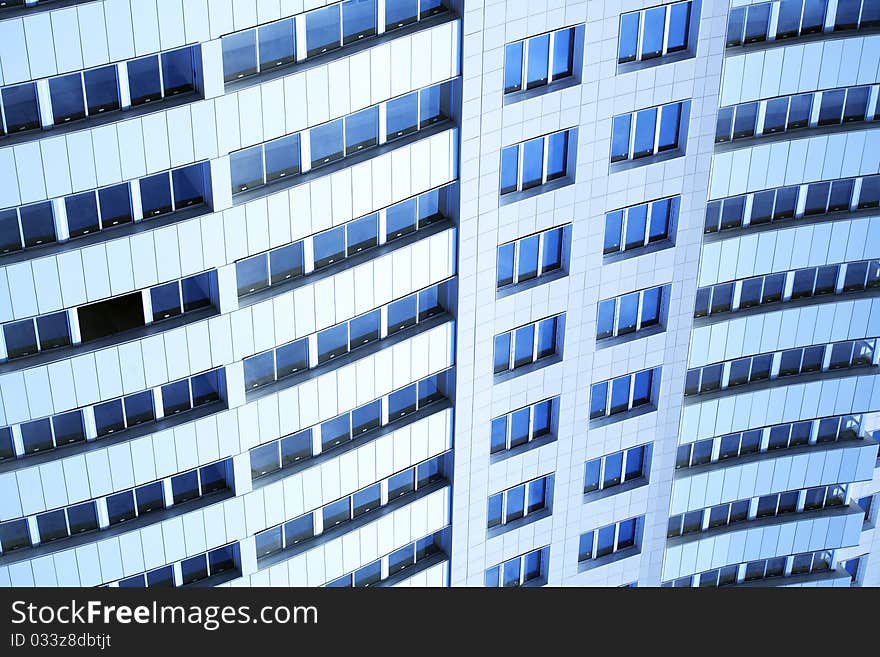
[0,0,876,590]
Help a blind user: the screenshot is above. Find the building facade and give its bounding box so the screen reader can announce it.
[0,0,876,589]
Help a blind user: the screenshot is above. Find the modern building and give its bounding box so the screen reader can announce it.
[0,0,876,590]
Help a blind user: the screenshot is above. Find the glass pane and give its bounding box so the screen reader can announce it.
[264,134,301,181]
[551,28,573,79]
[517,234,540,282]
[641,6,666,59]
[94,400,125,436]
[98,184,132,228]
[313,225,345,269]
[609,376,631,415]
[222,31,257,81]
[306,5,342,57]
[161,379,191,415]
[51,410,84,446]
[150,281,181,321]
[49,73,85,125]
[84,65,120,114]
[386,197,417,240]
[505,485,525,522]
[270,242,305,284]
[230,146,264,194]
[497,242,515,287]
[632,369,653,406]
[658,103,681,151]
[732,102,757,138]
[1,83,40,133]
[236,256,269,296]
[244,351,275,388]
[387,294,417,333]
[603,451,624,487]
[259,19,295,70]
[310,118,345,167]
[526,33,550,89]
[546,131,568,180]
[345,106,378,153]
[500,144,519,194]
[521,137,545,189]
[744,3,771,42]
[19,202,56,247]
[843,86,870,122]
[633,107,657,157]
[513,323,535,368]
[386,91,419,139]
[649,197,672,241]
[317,323,349,363]
[597,299,616,339]
[161,47,195,96]
[127,56,162,105]
[726,7,746,46]
[419,82,450,125]
[490,416,508,453]
[590,381,608,418]
[611,114,631,162]
[625,203,648,249]
[139,173,173,217]
[494,333,510,373]
[386,0,418,30]
[818,89,845,125]
[65,192,100,238]
[667,2,691,52]
[618,12,639,63]
[342,0,376,45]
[604,210,623,253]
[787,94,812,129]
[172,164,206,208]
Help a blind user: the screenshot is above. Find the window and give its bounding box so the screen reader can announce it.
[579,517,642,562]
[3,312,70,360]
[597,285,666,340]
[490,397,557,454]
[725,2,772,46]
[221,18,295,82]
[604,196,677,255]
[150,272,214,322]
[504,27,577,95]
[835,0,880,30]
[777,0,829,39]
[230,134,301,193]
[1,83,41,135]
[487,475,553,528]
[584,445,649,493]
[500,129,574,196]
[590,368,658,420]
[496,226,567,288]
[126,46,199,106]
[235,241,305,297]
[140,162,209,217]
[618,1,692,65]
[611,101,687,162]
[64,184,132,239]
[485,547,549,587]
[493,315,564,374]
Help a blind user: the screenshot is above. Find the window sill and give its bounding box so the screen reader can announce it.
[683,365,879,406]
[713,121,880,155]
[577,545,640,573]
[595,324,665,350]
[245,311,454,404]
[0,399,227,475]
[0,89,203,150]
[602,238,675,264]
[0,202,213,268]
[495,268,568,300]
[486,507,552,540]
[0,487,235,568]
[589,403,657,429]
[489,431,557,465]
[498,176,575,208]
[493,353,563,385]
[251,398,452,491]
[583,476,649,504]
[609,148,685,174]
[0,303,220,376]
[616,49,695,75]
[502,75,580,106]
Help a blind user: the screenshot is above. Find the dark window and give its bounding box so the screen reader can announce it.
[127,56,162,106]
[84,66,120,114]
[49,73,86,125]
[78,292,144,343]
[139,172,173,217]
[52,410,85,446]
[161,47,196,96]
[260,19,295,70]
[172,163,207,208]
[270,242,305,284]
[387,0,419,30]
[2,83,40,133]
[19,202,56,248]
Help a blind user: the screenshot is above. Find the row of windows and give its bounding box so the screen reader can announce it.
[715,85,879,144]
[492,314,564,375]
[487,474,553,529]
[675,414,861,470]
[236,185,452,299]
[603,195,679,256]
[248,368,452,480]
[114,543,239,588]
[230,79,453,195]
[496,225,567,290]
[694,259,880,320]
[578,516,643,562]
[500,129,573,196]
[0,161,211,257]
[489,396,557,455]
[726,0,880,48]
[618,1,692,64]
[254,452,449,561]
[583,445,649,494]
[664,550,833,587]
[243,279,452,391]
[0,46,201,139]
[222,0,448,82]
[610,100,686,163]
[667,484,846,539]
[2,270,215,362]
[0,368,225,463]
[503,27,577,95]
[684,338,876,397]
[589,368,658,420]
[704,175,880,235]
[325,528,448,587]
[597,284,666,341]
[484,546,549,587]
[0,458,232,556]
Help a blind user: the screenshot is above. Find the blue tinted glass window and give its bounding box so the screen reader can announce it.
[552,28,573,79]
[37,510,68,542]
[611,114,631,162]
[726,7,746,45]
[127,56,162,105]
[98,184,132,228]
[763,97,788,133]
[505,484,525,521]
[504,41,524,93]
[151,281,181,321]
[597,299,616,339]
[172,163,206,208]
[65,192,100,238]
[264,134,301,181]
[270,242,304,284]
[386,91,418,139]
[275,339,308,378]
[604,210,623,253]
[20,419,52,453]
[732,102,757,138]
[536,317,557,358]
[421,0,446,15]
[584,459,601,492]
[349,309,380,346]
[745,3,771,42]
[617,518,637,548]
[236,256,269,296]
[787,94,812,129]
[386,197,417,240]
[345,106,378,152]
[521,137,544,189]
[19,202,56,247]
[49,73,85,125]
[284,513,314,545]
[649,198,672,241]
[502,559,520,587]
[161,379,191,415]
[526,34,550,89]
[181,554,209,584]
[603,451,624,487]
[171,470,200,504]
[322,414,351,450]
[596,524,616,557]
[546,131,568,180]
[346,214,378,255]
[579,531,594,560]
[351,400,381,435]
[500,144,519,194]
[618,12,640,63]
[844,86,870,122]
[590,381,608,418]
[353,483,381,517]
[306,5,342,56]
[313,225,345,269]
[776,0,803,38]
[387,294,417,333]
[542,227,563,272]
[192,370,221,407]
[642,7,666,58]
[161,47,195,96]
[493,332,511,373]
[625,203,648,249]
[490,416,508,453]
[633,107,657,157]
[658,103,681,151]
[386,0,418,29]
[106,491,136,524]
[497,242,515,287]
[801,0,827,32]
[342,0,376,44]
[181,273,212,312]
[617,293,639,334]
[527,478,546,512]
[222,30,258,82]
[0,209,21,253]
[323,498,351,528]
[317,323,349,363]
[230,145,264,193]
[2,83,40,133]
[35,312,69,351]
[487,493,503,527]
[641,287,661,326]
[632,369,653,406]
[517,234,539,282]
[94,400,125,436]
[83,65,119,114]
[310,118,344,167]
[513,323,535,368]
[610,376,631,414]
[259,19,295,70]
[66,501,98,534]
[509,407,529,448]
[139,172,173,217]
[667,2,691,52]
[419,82,449,125]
